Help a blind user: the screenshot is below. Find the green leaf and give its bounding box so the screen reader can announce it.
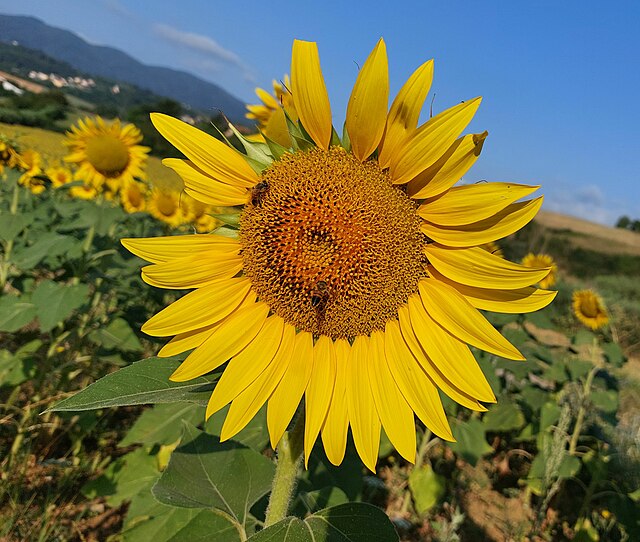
[88,317,142,352]
[123,486,204,542]
[0,339,40,387]
[152,423,274,529]
[449,419,493,466]
[166,510,243,542]
[12,232,74,269]
[573,329,596,346]
[248,503,399,542]
[0,213,27,242]
[567,359,592,380]
[83,447,159,506]
[475,352,502,395]
[48,357,219,412]
[525,309,555,329]
[483,401,526,432]
[539,402,561,432]
[120,403,205,446]
[408,465,446,515]
[0,296,37,332]
[590,390,618,414]
[602,342,625,367]
[519,386,547,412]
[296,487,349,515]
[31,280,90,332]
[205,404,269,451]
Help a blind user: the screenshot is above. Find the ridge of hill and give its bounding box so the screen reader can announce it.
[0,14,249,123]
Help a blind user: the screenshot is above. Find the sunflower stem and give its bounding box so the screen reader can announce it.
[264,413,305,527]
[569,337,600,456]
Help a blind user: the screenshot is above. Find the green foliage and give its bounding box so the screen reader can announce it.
[408,465,446,515]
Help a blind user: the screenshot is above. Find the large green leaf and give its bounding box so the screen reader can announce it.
[48,356,219,411]
[166,511,243,542]
[248,503,399,541]
[31,280,90,332]
[0,212,28,242]
[120,403,205,446]
[205,404,269,451]
[152,423,274,529]
[449,419,493,466]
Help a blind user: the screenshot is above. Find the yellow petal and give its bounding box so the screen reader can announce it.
[321,339,350,466]
[142,252,243,290]
[345,39,389,161]
[157,293,257,357]
[304,335,336,466]
[267,330,314,449]
[378,60,434,169]
[420,197,544,247]
[390,97,482,185]
[384,320,454,440]
[425,245,551,289]
[291,40,332,149]
[407,132,487,199]
[170,301,269,382]
[205,316,286,418]
[142,278,252,337]
[407,296,495,402]
[418,279,524,360]
[150,113,257,187]
[369,331,416,463]
[397,306,488,412]
[263,106,292,148]
[419,183,539,227]
[429,267,558,313]
[219,325,295,441]
[121,235,240,264]
[158,323,220,358]
[162,159,248,206]
[346,335,380,472]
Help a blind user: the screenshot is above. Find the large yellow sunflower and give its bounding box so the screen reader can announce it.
[572,290,608,330]
[123,39,556,471]
[64,116,150,189]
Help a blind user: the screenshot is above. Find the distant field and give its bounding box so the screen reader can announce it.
[535,210,640,256]
[0,121,182,190]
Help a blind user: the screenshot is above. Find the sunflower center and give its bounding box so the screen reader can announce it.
[156,193,177,216]
[85,135,130,176]
[240,146,427,340]
[127,184,143,207]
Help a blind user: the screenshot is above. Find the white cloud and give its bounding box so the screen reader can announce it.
[153,23,254,82]
[102,0,135,19]
[545,183,620,225]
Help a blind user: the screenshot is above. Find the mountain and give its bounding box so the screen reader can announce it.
[0,14,249,123]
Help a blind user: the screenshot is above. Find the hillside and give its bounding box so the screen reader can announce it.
[0,14,249,123]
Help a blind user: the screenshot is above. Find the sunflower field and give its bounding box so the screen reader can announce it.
[1,39,640,542]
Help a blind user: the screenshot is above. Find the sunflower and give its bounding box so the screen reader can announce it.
[46,165,74,188]
[0,138,20,176]
[123,39,556,471]
[246,75,297,147]
[522,253,557,289]
[64,116,150,189]
[147,188,185,227]
[120,179,148,214]
[70,182,99,200]
[572,290,608,330]
[183,194,218,233]
[15,149,46,194]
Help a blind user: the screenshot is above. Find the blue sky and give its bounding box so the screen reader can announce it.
[1,0,639,225]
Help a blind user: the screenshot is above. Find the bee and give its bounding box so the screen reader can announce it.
[310,280,329,313]
[250,181,269,206]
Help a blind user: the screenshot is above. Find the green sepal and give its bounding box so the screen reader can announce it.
[214,225,239,238]
[260,130,290,161]
[213,213,241,228]
[341,121,351,152]
[330,126,342,148]
[225,121,273,173]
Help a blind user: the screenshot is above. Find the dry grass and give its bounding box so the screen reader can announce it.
[535,210,640,256]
